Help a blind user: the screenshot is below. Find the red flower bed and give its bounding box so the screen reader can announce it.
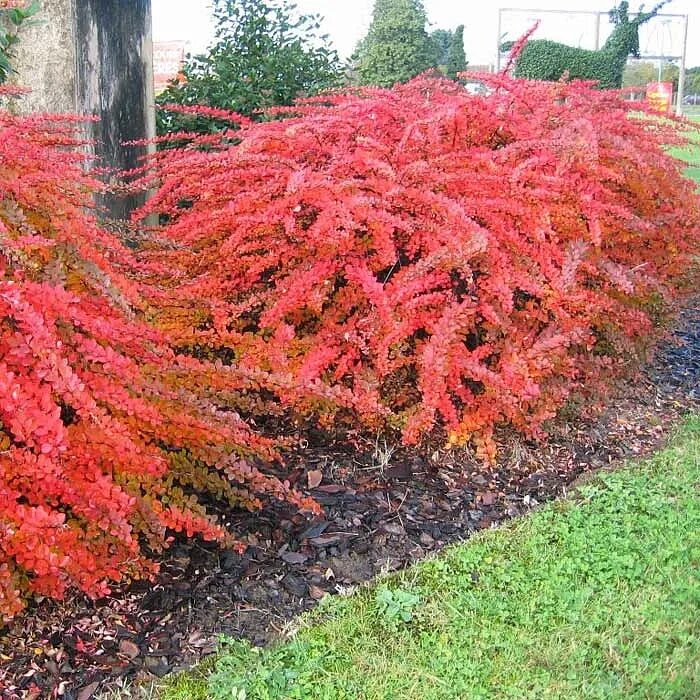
[0,104,315,621]
[137,75,700,459]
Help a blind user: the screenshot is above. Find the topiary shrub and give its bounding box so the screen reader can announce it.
[135,74,700,462]
[0,98,317,621]
[513,1,669,89]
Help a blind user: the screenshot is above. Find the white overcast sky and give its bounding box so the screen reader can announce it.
[152,0,699,68]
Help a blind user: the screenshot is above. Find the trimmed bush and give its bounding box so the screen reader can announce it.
[514,1,668,89]
[137,75,700,460]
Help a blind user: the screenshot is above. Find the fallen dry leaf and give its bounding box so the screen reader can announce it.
[307,470,323,488]
[309,585,326,600]
[77,682,100,700]
[480,492,496,506]
[118,639,140,660]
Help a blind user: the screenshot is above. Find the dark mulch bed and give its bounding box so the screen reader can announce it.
[1,301,699,700]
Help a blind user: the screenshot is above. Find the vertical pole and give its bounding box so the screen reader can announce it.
[594,12,601,50]
[658,20,666,84]
[676,14,688,116]
[496,8,502,72]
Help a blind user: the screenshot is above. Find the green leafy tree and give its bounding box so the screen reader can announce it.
[623,60,679,89]
[623,60,658,86]
[446,24,467,79]
[0,1,40,83]
[156,0,342,134]
[684,66,700,96]
[354,0,436,87]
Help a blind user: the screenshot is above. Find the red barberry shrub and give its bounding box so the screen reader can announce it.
[0,100,316,621]
[136,75,700,461]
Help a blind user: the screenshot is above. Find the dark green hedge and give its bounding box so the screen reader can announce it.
[514,40,627,89]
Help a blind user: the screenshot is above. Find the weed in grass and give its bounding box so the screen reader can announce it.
[374,586,421,626]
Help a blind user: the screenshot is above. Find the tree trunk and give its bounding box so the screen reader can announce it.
[12,0,155,220]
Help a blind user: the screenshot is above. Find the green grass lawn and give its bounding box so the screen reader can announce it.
[160,416,700,700]
[670,116,700,184]
[682,106,700,120]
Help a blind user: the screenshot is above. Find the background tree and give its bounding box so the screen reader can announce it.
[430,28,453,68]
[354,0,436,87]
[156,0,342,134]
[446,24,467,79]
[683,66,700,97]
[623,60,679,89]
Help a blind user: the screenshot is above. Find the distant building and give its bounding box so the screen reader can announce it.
[154,40,187,94]
[464,64,495,74]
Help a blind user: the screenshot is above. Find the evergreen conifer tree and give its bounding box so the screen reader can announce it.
[446,24,467,79]
[430,28,453,67]
[355,0,435,87]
